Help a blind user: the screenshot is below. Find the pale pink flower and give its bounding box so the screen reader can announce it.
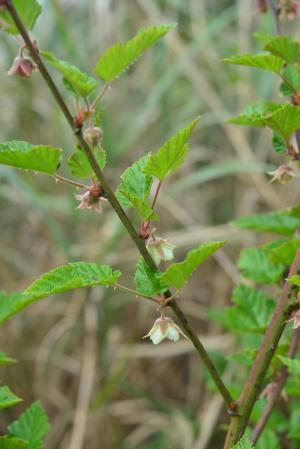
[268,165,296,184]
[75,184,107,213]
[147,237,175,265]
[143,316,187,345]
[8,56,36,79]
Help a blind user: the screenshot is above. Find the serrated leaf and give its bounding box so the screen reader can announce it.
[0,292,36,325]
[223,53,285,73]
[24,262,121,300]
[263,104,300,139]
[256,430,279,449]
[94,23,176,81]
[0,352,17,366]
[272,132,286,153]
[279,66,300,96]
[41,51,97,97]
[265,35,300,64]
[253,31,273,44]
[238,247,285,284]
[233,211,300,235]
[232,435,254,449]
[160,241,226,289]
[143,119,199,181]
[0,141,62,175]
[0,386,22,409]
[0,0,41,35]
[227,101,282,127]
[68,147,106,179]
[8,401,49,449]
[288,409,300,439]
[226,285,275,334]
[269,239,300,265]
[0,436,28,449]
[134,257,167,297]
[116,189,158,221]
[116,153,154,217]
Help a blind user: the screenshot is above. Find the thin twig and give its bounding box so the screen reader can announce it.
[115,283,159,303]
[91,82,109,110]
[4,0,235,410]
[54,174,87,189]
[251,328,300,445]
[267,0,282,35]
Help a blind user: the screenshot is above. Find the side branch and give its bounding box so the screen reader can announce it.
[5,0,235,410]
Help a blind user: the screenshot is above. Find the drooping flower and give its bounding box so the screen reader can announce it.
[8,56,36,79]
[147,237,175,265]
[83,126,103,147]
[143,316,187,345]
[75,183,107,213]
[268,165,296,184]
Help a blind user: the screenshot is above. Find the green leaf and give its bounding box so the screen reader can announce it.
[0,0,41,35]
[143,119,199,181]
[256,430,280,449]
[0,141,62,175]
[226,285,275,333]
[288,409,300,439]
[41,51,97,97]
[0,352,17,366]
[263,104,300,140]
[116,189,158,221]
[232,435,254,449]
[94,23,176,81]
[233,211,300,235]
[0,386,22,409]
[223,53,285,73]
[279,356,300,378]
[115,153,154,217]
[238,248,285,284]
[272,132,286,153]
[68,147,106,179]
[253,31,273,44]
[0,292,36,325]
[265,35,300,64]
[24,262,121,300]
[269,239,300,265]
[160,241,226,289]
[8,401,49,449]
[134,258,167,297]
[227,101,282,127]
[0,436,28,449]
[279,66,300,96]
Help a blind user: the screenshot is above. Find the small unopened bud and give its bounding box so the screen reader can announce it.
[83,126,103,146]
[147,237,175,265]
[8,56,36,79]
[291,93,300,105]
[268,165,296,184]
[143,316,187,345]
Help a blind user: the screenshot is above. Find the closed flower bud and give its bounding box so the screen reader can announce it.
[8,56,36,79]
[147,237,175,265]
[83,126,103,146]
[268,165,296,184]
[143,316,187,345]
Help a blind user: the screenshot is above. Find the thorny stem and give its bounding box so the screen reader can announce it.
[224,247,300,449]
[5,0,235,410]
[54,174,87,189]
[151,180,162,210]
[251,328,300,445]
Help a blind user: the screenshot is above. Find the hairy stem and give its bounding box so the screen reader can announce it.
[251,328,300,445]
[224,247,300,449]
[5,0,235,410]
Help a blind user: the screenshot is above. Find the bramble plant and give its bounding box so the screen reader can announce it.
[2,1,300,448]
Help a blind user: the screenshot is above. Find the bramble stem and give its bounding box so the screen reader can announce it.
[5,0,235,410]
[267,0,282,35]
[151,181,162,210]
[251,328,300,444]
[224,247,300,449]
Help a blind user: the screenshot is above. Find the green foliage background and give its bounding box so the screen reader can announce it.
[0,1,299,448]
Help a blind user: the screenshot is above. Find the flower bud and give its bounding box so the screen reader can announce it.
[83,126,103,146]
[268,165,296,184]
[143,316,187,345]
[8,56,36,79]
[147,237,175,265]
[257,0,268,13]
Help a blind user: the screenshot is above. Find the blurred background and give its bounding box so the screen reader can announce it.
[0,1,298,448]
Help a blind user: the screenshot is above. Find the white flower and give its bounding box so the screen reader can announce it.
[147,237,175,265]
[143,316,187,345]
[267,165,296,184]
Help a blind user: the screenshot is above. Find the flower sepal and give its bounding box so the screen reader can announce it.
[143,316,187,345]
